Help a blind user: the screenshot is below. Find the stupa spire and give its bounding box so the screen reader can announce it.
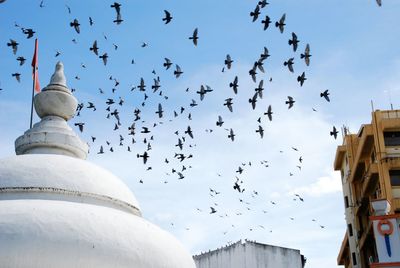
[15,62,88,159]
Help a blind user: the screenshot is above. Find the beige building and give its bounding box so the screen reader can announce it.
[335,110,400,268]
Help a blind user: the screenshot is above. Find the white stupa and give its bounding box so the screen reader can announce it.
[0,62,196,268]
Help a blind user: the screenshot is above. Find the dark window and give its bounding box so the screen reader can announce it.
[352,252,357,265]
[348,223,353,236]
[344,196,349,208]
[384,131,400,146]
[390,170,400,186]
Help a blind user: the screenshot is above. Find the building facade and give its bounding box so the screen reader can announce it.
[335,110,400,268]
[193,240,306,268]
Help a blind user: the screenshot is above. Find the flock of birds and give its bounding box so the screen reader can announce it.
[2,0,381,246]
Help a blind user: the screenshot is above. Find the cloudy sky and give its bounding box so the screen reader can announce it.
[0,0,399,267]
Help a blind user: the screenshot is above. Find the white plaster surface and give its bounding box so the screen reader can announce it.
[0,154,139,211]
[15,116,88,159]
[0,199,196,268]
[194,240,303,268]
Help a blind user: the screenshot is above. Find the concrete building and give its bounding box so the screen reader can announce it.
[0,62,196,268]
[335,110,400,268]
[193,240,306,268]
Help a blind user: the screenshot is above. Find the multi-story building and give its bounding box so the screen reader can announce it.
[335,109,400,268]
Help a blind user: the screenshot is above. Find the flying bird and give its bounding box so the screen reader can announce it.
[300,44,311,66]
[297,72,306,87]
[286,96,295,109]
[137,151,149,164]
[224,98,233,112]
[110,2,121,14]
[7,39,18,55]
[255,80,264,98]
[99,53,108,66]
[249,64,257,83]
[260,47,270,60]
[216,116,224,127]
[256,125,264,138]
[288,32,299,52]
[264,105,273,121]
[174,65,183,78]
[163,58,172,70]
[90,40,99,55]
[330,126,338,139]
[261,15,271,30]
[258,0,269,8]
[225,54,233,69]
[22,28,35,39]
[12,73,21,82]
[189,28,198,46]
[284,58,294,73]
[16,56,26,66]
[275,13,286,33]
[70,19,80,34]
[113,13,123,25]
[249,93,258,110]
[229,76,239,94]
[320,89,330,102]
[74,123,84,132]
[155,103,163,118]
[250,5,260,22]
[228,128,235,141]
[162,10,173,24]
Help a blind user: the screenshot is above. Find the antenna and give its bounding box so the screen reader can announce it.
[371,100,375,112]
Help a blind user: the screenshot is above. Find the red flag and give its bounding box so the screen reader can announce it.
[31,39,40,92]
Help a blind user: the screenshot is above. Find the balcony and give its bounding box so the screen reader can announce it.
[361,163,379,197]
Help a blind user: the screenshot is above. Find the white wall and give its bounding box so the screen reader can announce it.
[193,241,303,268]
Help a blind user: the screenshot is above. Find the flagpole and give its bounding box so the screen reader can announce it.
[29,71,35,129]
[30,38,39,129]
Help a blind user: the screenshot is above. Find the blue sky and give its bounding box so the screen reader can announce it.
[0,0,399,267]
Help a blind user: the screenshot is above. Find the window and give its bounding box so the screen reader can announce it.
[352,252,357,265]
[348,223,353,237]
[344,196,349,208]
[384,131,400,146]
[390,170,400,186]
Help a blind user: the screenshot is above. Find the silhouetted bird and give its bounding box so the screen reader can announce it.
[300,44,311,66]
[99,53,108,65]
[288,32,299,52]
[297,72,306,86]
[250,5,260,22]
[225,54,233,69]
[189,28,198,46]
[163,58,172,70]
[70,19,80,34]
[330,126,338,139]
[174,65,183,78]
[264,105,273,121]
[320,89,330,102]
[286,96,295,109]
[16,56,26,66]
[90,40,99,55]
[229,76,239,94]
[162,10,173,24]
[275,13,286,33]
[7,39,18,55]
[261,15,271,30]
[284,58,294,73]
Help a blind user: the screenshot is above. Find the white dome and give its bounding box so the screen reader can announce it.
[0,199,195,268]
[0,154,140,215]
[0,62,196,268]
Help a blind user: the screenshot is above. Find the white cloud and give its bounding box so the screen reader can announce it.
[288,172,342,197]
